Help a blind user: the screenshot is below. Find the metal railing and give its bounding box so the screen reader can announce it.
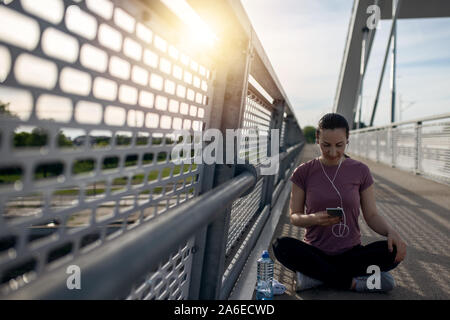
[0,0,304,299]
[348,113,450,185]
[6,171,256,299]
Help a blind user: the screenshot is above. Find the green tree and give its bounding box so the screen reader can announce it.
[302,126,316,144]
[73,160,95,175]
[116,134,131,146]
[13,131,31,147]
[13,128,47,148]
[57,131,73,147]
[0,101,9,113]
[0,101,17,118]
[29,128,47,147]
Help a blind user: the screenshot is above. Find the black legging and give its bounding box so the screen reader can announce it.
[272,237,400,290]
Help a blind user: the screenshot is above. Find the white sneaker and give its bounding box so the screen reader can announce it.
[296,272,323,292]
[272,279,286,295]
[254,279,286,295]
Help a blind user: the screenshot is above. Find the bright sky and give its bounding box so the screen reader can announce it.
[240,0,450,129]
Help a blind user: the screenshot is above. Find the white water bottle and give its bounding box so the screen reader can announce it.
[256,250,274,300]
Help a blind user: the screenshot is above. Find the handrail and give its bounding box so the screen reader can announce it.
[6,172,256,300]
[280,142,304,161]
[5,142,304,300]
[351,112,450,134]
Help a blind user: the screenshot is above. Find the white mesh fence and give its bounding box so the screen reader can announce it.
[0,0,213,298]
[349,116,450,185]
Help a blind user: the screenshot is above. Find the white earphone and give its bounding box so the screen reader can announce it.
[318,143,350,238]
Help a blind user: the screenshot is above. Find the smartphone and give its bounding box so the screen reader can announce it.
[326,208,344,218]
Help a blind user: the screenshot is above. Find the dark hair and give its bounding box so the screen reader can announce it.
[316,113,350,158]
[316,113,349,139]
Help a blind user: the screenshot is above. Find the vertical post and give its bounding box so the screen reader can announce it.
[358,133,362,157]
[279,115,304,180]
[376,130,380,163]
[260,100,285,209]
[188,71,224,300]
[280,114,287,153]
[198,35,252,300]
[358,28,369,129]
[415,121,422,175]
[285,116,297,149]
[391,126,396,168]
[390,0,397,124]
[280,116,295,181]
[366,133,370,159]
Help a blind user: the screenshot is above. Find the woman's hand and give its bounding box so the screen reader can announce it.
[312,211,342,227]
[387,229,407,263]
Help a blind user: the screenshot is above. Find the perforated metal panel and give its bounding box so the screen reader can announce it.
[378,129,392,165]
[125,236,195,300]
[420,119,450,184]
[226,178,263,256]
[226,91,271,258]
[0,0,213,298]
[348,131,360,156]
[349,116,450,186]
[394,124,416,171]
[367,131,377,161]
[239,91,272,166]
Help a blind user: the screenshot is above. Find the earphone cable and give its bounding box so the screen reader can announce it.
[319,156,350,238]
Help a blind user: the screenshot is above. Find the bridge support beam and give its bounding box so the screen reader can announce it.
[197,35,253,300]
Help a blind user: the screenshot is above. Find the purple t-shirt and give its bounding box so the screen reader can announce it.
[290,157,374,255]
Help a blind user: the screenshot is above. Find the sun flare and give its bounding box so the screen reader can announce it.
[160,0,217,48]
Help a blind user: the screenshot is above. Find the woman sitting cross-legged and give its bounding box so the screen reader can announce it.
[272,113,407,293]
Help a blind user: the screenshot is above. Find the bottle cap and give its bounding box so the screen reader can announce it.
[262,250,269,259]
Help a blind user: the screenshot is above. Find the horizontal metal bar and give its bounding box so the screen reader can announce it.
[5,172,256,300]
[247,83,274,110]
[280,142,304,161]
[354,112,450,134]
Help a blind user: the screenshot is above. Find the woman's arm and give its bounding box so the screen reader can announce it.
[360,185,407,262]
[360,185,391,236]
[290,183,340,228]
